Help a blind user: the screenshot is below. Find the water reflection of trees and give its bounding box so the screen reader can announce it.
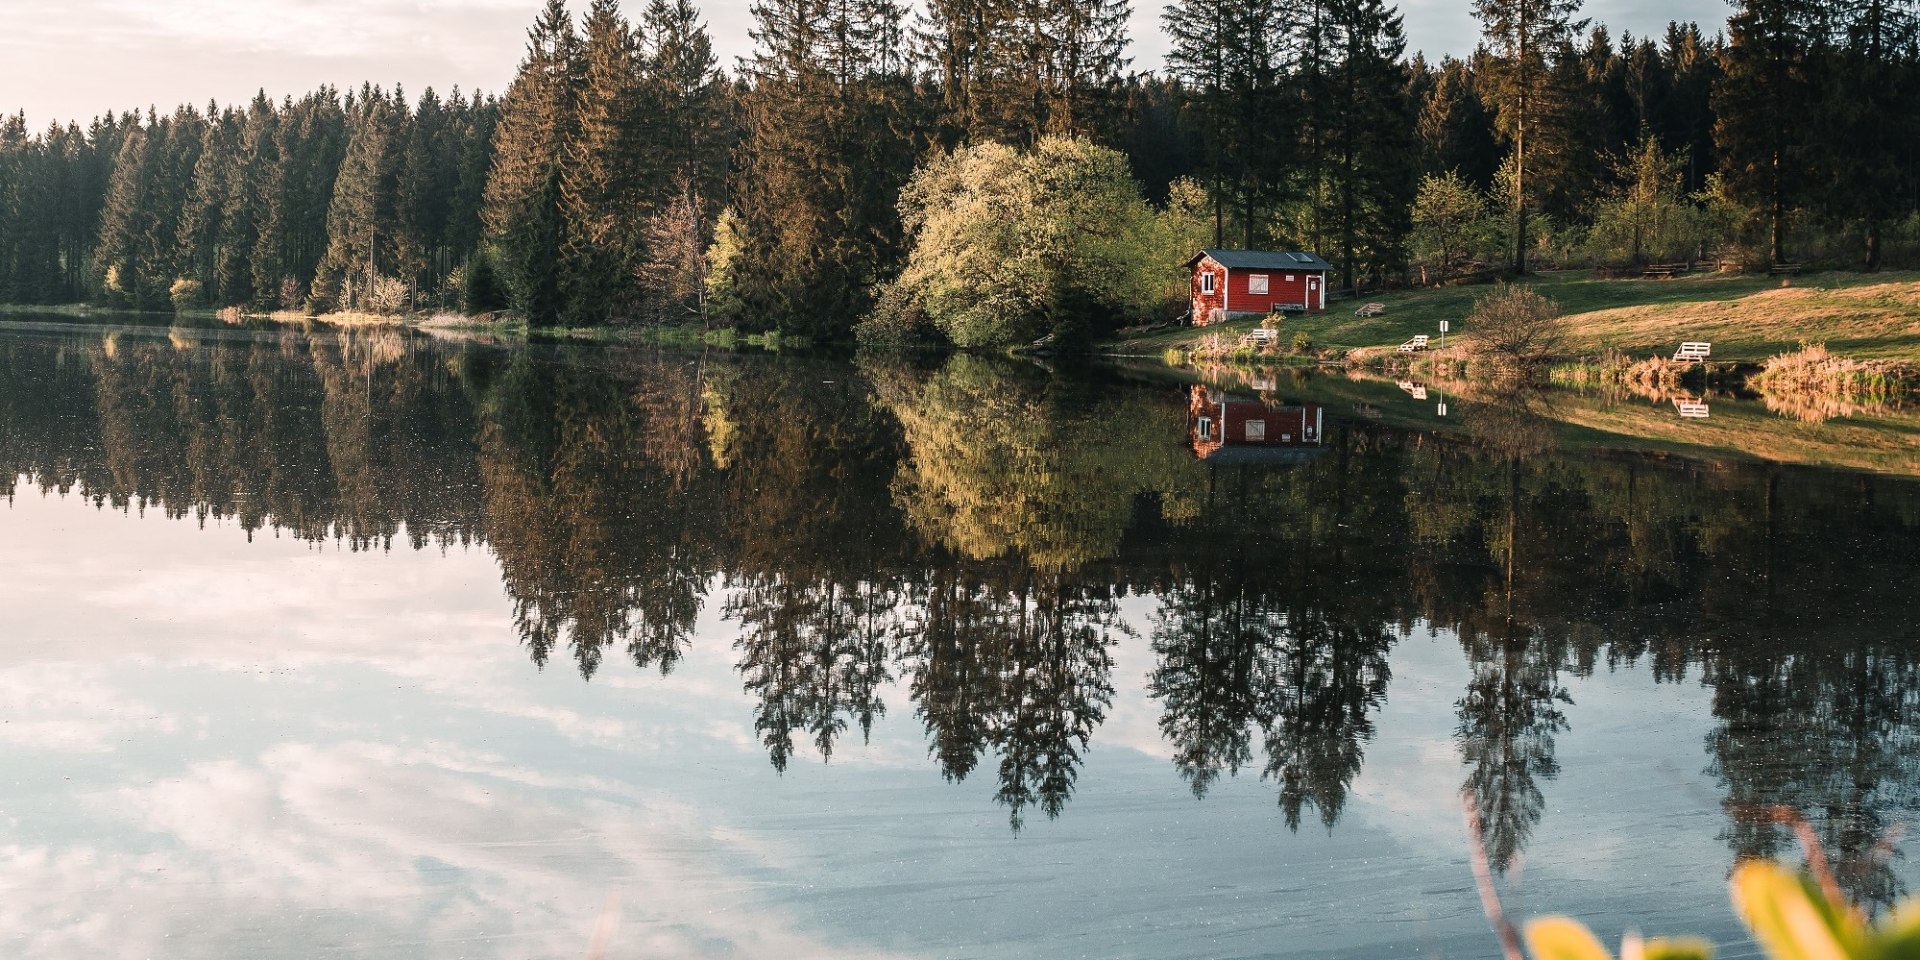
[1145,433,1401,830]
[3,333,1920,848]
[893,563,1125,829]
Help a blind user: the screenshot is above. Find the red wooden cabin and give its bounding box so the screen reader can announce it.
[1186,249,1332,326]
[1187,386,1327,465]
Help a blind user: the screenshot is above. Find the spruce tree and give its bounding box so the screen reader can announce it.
[1415,57,1501,187]
[641,0,728,210]
[730,0,921,335]
[483,0,580,323]
[313,89,406,311]
[1325,0,1417,289]
[560,0,647,325]
[1715,0,1817,265]
[1471,0,1585,271]
[1165,0,1293,246]
[1824,0,1918,268]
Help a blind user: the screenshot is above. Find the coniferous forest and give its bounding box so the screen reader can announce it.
[0,0,1916,342]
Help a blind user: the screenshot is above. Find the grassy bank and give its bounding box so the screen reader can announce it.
[1108,270,1920,362]
[1133,360,1920,479]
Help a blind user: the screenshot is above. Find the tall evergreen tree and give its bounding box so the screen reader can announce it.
[1471,0,1585,271]
[1660,23,1722,195]
[1415,56,1501,188]
[1824,0,1919,268]
[1715,0,1819,265]
[484,0,580,323]
[313,88,407,310]
[728,0,921,335]
[559,0,647,325]
[1164,0,1293,246]
[1324,0,1417,289]
[642,0,729,207]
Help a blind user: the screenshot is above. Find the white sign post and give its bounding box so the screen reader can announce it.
[1439,320,1449,350]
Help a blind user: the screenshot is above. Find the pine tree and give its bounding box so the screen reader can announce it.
[730,0,921,335]
[559,0,646,325]
[313,88,407,310]
[641,0,728,212]
[179,106,242,302]
[918,0,1129,144]
[484,0,580,323]
[1324,0,1417,289]
[1715,0,1818,265]
[394,87,455,298]
[252,91,349,308]
[1416,56,1501,188]
[446,88,498,282]
[1824,0,1919,268]
[1165,0,1293,246]
[0,115,30,304]
[1660,23,1721,196]
[1472,0,1586,271]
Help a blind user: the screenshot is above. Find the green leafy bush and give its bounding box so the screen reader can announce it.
[168,277,203,313]
[1524,860,1920,960]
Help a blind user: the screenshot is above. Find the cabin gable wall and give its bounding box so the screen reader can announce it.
[1190,257,1229,325]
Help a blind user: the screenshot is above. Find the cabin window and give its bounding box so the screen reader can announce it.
[1246,420,1266,441]
[1248,274,1269,295]
[1196,416,1214,439]
[1201,272,1216,294]
[1286,274,1296,282]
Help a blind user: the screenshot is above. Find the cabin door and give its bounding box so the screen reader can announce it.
[1307,275,1320,309]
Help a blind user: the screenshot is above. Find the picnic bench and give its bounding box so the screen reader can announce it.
[1398,334,1430,353]
[1672,341,1711,363]
[1768,262,1805,276]
[1396,380,1429,400]
[1354,302,1386,318]
[1240,328,1280,347]
[1642,262,1692,279]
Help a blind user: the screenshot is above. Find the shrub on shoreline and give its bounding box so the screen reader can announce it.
[1750,343,1918,421]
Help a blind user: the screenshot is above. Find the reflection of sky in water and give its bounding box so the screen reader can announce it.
[4,485,1886,960]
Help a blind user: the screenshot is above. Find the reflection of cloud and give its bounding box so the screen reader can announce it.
[0,665,179,752]
[0,741,912,960]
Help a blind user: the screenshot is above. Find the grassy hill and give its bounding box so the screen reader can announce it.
[1107,270,1920,362]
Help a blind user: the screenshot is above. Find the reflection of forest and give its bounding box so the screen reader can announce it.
[3,331,1918,858]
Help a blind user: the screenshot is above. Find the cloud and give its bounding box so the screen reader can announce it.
[0,741,913,959]
[0,664,180,752]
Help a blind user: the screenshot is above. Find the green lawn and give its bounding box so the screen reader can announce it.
[1108,270,1920,362]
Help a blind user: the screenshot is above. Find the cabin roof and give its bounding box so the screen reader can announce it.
[1186,249,1332,272]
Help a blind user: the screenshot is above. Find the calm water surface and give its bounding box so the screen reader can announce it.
[2,320,1918,959]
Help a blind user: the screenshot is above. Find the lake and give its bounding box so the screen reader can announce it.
[2,318,1917,960]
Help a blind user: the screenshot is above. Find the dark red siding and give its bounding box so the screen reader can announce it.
[1190,256,1327,325]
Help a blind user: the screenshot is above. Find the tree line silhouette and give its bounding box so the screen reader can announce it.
[0,0,1916,331]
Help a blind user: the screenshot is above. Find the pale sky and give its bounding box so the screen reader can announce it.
[0,0,1729,130]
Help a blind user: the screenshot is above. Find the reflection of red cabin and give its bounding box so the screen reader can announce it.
[1186,249,1331,325]
[1187,386,1327,465]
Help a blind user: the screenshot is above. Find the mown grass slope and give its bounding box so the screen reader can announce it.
[1108,270,1920,361]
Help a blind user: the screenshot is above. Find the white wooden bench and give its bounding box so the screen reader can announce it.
[1355,302,1386,317]
[1396,380,1428,400]
[1674,398,1710,419]
[1240,328,1280,347]
[1672,341,1711,362]
[1398,334,1430,353]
